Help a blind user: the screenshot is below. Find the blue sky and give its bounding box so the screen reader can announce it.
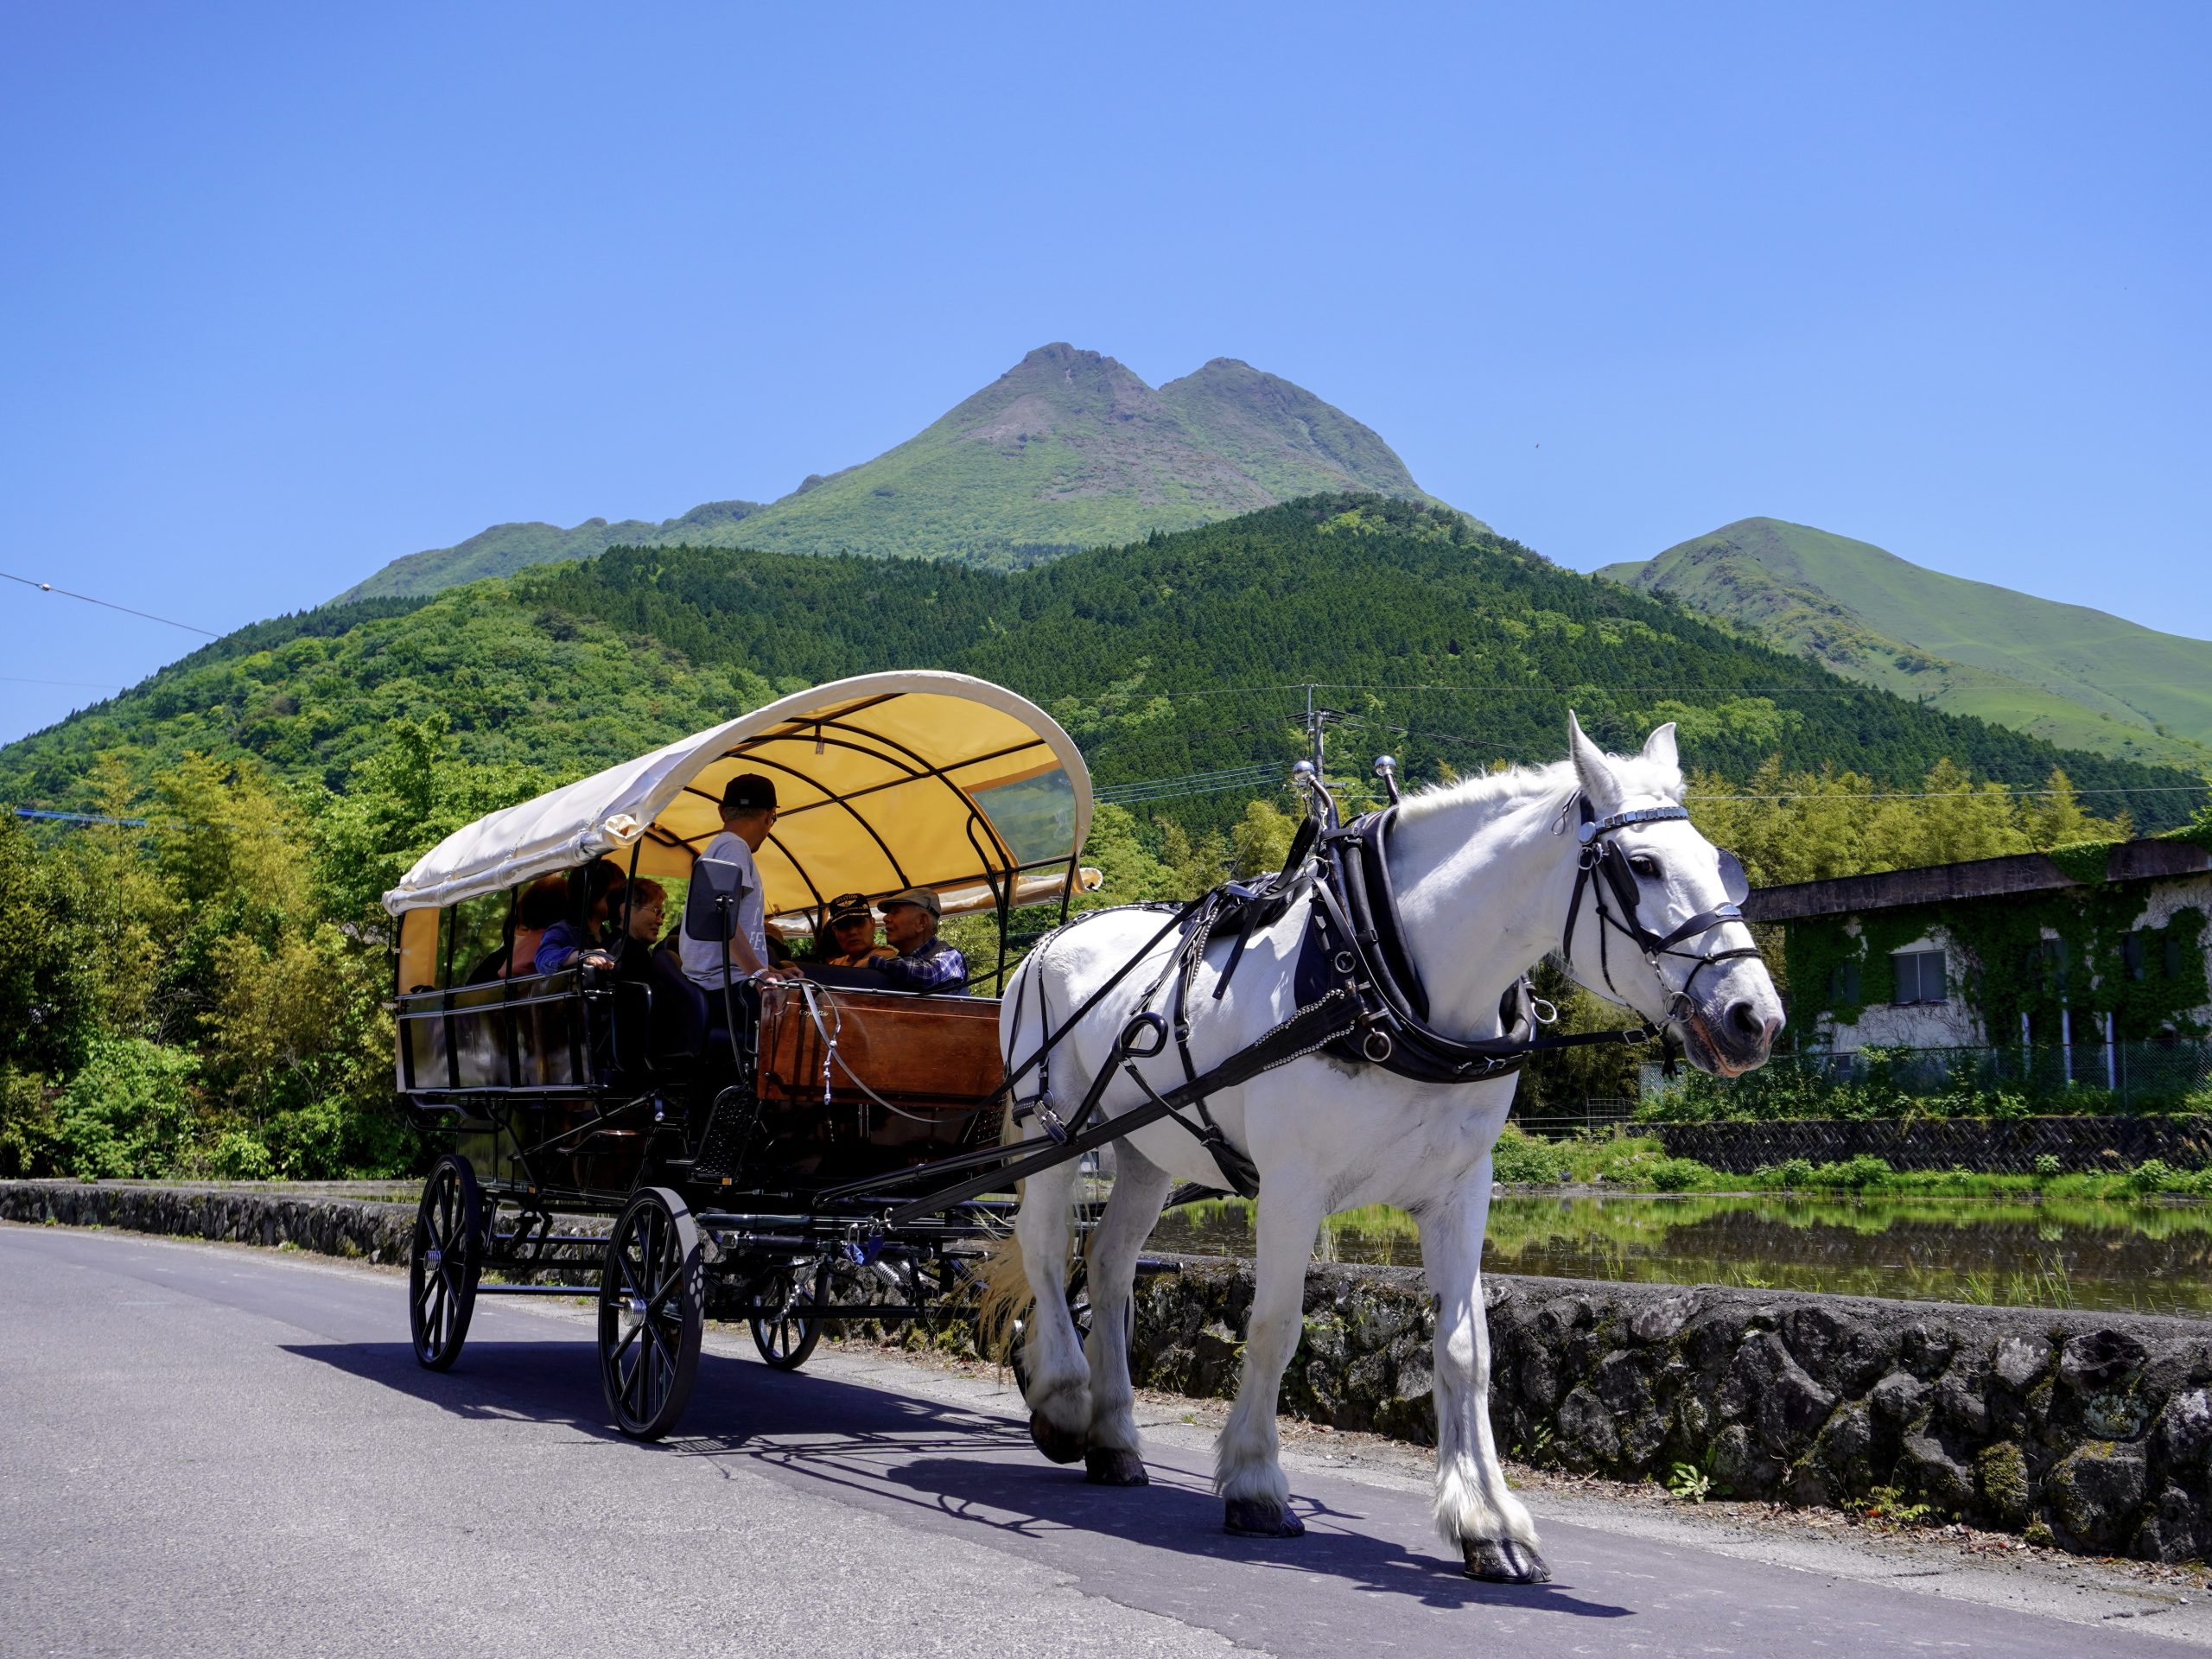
[3,3,2206,748]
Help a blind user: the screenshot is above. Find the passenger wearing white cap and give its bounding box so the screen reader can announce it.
[863,887,968,995]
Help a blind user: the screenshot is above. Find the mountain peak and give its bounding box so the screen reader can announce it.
[339,345,1471,595]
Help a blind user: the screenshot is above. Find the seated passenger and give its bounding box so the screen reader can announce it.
[536,860,626,974]
[506,874,569,978]
[620,877,667,959]
[863,887,968,995]
[820,893,893,968]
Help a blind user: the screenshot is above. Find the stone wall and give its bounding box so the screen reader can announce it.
[8,1179,2206,1561]
[1652,1114,2212,1174]
[1147,1258,2212,1562]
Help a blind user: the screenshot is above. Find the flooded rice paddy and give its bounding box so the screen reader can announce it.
[1146,1193,2212,1320]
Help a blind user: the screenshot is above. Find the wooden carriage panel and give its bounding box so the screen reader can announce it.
[755,985,1003,1112]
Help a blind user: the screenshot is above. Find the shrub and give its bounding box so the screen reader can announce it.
[1807,1154,1893,1192]
[50,1037,199,1179]
[1491,1125,1571,1185]
[2125,1159,2176,1194]
[2031,1153,2063,1181]
[1773,1156,1815,1189]
[1644,1156,1706,1192]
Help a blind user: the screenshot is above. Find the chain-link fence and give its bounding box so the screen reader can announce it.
[1641,1039,2212,1115]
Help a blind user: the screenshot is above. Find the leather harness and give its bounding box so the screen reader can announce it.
[886,791,1758,1223]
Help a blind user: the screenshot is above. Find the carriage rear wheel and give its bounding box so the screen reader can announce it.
[409,1154,483,1370]
[597,1186,703,1440]
[750,1270,823,1371]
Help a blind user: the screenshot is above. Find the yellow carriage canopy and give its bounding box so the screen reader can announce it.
[383,671,1092,922]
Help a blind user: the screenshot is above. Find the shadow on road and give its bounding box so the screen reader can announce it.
[288,1336,1630,1619]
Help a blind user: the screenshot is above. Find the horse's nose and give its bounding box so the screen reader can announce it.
[1726,1000,1778,1051]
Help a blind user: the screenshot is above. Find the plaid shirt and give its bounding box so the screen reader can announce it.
[868,936,968,995]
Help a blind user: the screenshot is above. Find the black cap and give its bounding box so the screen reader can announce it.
[826,893,873,925]
[721,773,777,812]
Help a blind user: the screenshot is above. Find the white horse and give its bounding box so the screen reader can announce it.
[993,715,1782,1582]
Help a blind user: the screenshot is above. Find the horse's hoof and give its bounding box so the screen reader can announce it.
[1463,1539,1551,1584]
[1224,1497,1306,1538]
[1084,1446,1150,1486]
[1028,1414,1086,1465]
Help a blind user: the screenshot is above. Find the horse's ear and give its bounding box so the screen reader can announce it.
[1639,721,1680,774]
[1567,710,1619,809]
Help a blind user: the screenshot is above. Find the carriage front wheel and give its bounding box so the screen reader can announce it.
[597,1186,703,1440]
[409,1154,483,1370]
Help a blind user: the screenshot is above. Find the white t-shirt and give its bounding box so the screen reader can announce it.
[680,831,768,989]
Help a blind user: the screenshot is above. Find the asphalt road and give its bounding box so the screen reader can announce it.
[0,1224,2199,1658]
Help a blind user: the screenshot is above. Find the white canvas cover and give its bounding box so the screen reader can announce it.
[383,671,1092,920]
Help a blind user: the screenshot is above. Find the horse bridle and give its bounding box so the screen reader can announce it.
[1562,798,1762,1023]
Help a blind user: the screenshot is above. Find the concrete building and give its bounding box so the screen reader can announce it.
[1742,839,2212,1085]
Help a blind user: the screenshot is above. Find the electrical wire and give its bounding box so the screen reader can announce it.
[1,570,217,636]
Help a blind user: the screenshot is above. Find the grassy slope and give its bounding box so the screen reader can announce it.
[1599,518,2212,769]
[337,345,1464,598]
[11,495,2195,834]
[339,500,767,601]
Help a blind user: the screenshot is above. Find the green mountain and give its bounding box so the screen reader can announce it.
[9,496,2195,833]
[338,501,770,599]
[340,345,1459,599]
[1598,518,2212,771]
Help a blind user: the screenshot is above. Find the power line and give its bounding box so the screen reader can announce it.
[1,570,217,637]
[2,674,125,691]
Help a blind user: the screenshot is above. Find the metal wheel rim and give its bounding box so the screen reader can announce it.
[597,1190,700,1438]
[749,1292,821,1370]
[409,1158,478,1370]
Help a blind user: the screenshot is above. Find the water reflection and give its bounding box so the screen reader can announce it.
[1146,1194,2212,1319]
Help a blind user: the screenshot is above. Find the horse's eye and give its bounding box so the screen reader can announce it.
[1628,854,1662,880]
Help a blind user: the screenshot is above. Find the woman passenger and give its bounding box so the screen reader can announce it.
[506,875,569,978]
[535,860,626,973]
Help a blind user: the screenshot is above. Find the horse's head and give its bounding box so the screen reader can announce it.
[1559,713,1783,1077]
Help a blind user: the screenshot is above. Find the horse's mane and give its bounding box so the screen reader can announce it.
[1396,749,1684,826]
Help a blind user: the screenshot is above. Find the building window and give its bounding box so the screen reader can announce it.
[1892,950,1947,1005]
[2124,931,2148,982]
[1829,960,1861,1005]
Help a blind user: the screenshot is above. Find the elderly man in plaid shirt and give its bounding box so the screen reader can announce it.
[862,887,969,995]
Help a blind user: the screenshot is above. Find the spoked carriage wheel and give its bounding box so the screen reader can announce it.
[409,1154,483,1371]
[597,1186,703,1440]
[750,1274,823,1371]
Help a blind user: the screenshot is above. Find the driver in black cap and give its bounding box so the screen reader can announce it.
[680,772,799,988]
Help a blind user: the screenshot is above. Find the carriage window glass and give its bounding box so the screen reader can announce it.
[1891,949,1946,1006]
[448,891,512,985]
[970,766,1077,868]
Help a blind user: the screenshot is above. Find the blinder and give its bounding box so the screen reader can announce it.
[1717,848,1750,906]
[1563,799,1763,1012]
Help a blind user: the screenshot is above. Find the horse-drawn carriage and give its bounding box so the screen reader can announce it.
[391,673,1782,1582]
[386,671,1097,1438]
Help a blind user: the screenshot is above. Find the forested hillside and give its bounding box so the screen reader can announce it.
[7,495,2198,831]
[7,493,2204,1185]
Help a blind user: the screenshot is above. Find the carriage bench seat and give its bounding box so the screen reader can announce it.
[754,983,1003,1110]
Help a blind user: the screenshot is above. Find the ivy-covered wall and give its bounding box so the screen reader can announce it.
[1784,870,2211,1052]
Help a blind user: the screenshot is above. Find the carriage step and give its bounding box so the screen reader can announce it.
[694,1090,757,1180]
